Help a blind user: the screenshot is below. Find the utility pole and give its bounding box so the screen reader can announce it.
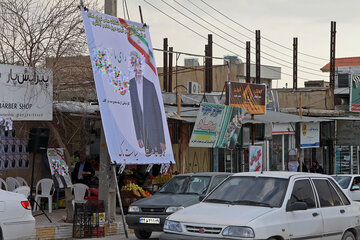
[330,21,336,94]
[163,38,168,92]
[246,41,251,83]
[293,37,298,90]
[168,47,173,92]
[100,0,117,223]
[255,30,261,84]
[208,34,213,92]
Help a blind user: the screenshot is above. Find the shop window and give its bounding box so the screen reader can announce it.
[270,135,282,171]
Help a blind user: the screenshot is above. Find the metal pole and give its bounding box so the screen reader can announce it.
[255,30,261,84]
[138,6,144,24]
[112,165,128,238]
[246,41,251,83]
[168,47,173,92]
[293,37,298,90]
[163,38,168,92]
[208,34,213,92]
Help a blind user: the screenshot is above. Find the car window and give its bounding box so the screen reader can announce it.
[209,175,229,192]
[313,179,343,207]
[332,176,351,189]
[159,176,189,194]
[205,176,289,208]
[289,179,316,209]
[184,176,211,194]
[353,177,360,188]
[329,179,350,205]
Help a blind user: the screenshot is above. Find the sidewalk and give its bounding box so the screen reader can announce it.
[30,208,127,240]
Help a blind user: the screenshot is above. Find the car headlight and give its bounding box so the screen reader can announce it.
[163,220,183,232]
[166,206,184,213]
[128,206,140,213]
[222,226,255,238]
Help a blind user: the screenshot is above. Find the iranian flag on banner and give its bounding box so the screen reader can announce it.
[119,18,157,75]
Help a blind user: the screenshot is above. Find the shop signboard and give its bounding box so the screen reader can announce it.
[249,145,262,172]
[228,82,267,115]
[337,120,360,146]
[350,74,360,112]
[82,9,174,165]
[0,64,53,120]
[189,103,245,149]
[47,148,72,189]
[300,122,320,148]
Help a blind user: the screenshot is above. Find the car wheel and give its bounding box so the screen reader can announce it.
[0,228,3,240]
[134,229,152,239]
[342,231,355,240]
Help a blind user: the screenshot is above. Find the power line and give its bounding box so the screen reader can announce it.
[184,0,325,68]
[199,0,329,62]
[172,0,327,78]
[143,0,314,81]
[157,0,327,79]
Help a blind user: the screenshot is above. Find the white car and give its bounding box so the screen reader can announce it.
[0,190,35,240]
[161,172,360,240]
[332,175,360,201]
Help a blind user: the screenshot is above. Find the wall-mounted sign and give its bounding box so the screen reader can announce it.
[350,74,360,112]
[300,122,320,148]
[0,64,53,120]
[227,82,266,115]
[337,120,360,146]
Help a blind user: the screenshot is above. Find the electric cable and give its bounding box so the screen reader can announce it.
[199,0,329,62]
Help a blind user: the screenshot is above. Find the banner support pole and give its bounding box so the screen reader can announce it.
[112,164,128,238]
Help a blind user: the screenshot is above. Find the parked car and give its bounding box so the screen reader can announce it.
[332,174,360,201]
[126,172,231,239]
[161,171,360,240]
[0,190,35,239]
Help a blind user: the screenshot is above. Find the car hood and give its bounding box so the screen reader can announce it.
[168,202,276,226]
[132,193,199,207]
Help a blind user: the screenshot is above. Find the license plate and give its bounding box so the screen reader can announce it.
[139,217,160,224]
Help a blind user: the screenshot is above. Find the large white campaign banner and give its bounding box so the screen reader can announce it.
[0,64,53,120]
[82,9,174,165]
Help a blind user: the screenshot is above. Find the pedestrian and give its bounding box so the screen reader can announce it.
[72,152,95,186]
[309,160,323,174]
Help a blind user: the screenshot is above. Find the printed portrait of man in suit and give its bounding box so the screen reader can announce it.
[129,51,166,155]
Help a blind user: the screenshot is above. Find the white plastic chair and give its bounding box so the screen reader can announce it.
[72,183,89,208]
[6,177,21,191]
[33,178,54,213]
[0,178,8,191]
[15,177,28,186]
[13,186,30,198]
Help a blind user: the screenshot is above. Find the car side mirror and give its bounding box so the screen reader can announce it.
[198,194,206,202]
[286,200,307,212]
[351,185,360,191]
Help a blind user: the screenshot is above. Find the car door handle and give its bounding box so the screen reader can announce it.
[340,209,345,214]
[312,212,319,217]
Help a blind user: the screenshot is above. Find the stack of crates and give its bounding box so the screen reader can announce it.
[73,200,105,238]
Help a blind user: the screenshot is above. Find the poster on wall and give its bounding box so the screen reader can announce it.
[0,64,53,121]
[47,148,72,189]
[300,122,320,148]
[227,82,266,115]
[249,146,262,172]
[82,8,174,165]
[350,74,360,112]
[189,103,245,149]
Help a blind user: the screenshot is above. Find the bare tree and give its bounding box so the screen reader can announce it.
[0,0,100,222]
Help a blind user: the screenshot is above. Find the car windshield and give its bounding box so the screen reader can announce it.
[158,176,212,194]
[332,176,352,189]
[204,176,288,208]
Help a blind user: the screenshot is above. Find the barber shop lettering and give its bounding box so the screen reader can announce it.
[0,103,32,110]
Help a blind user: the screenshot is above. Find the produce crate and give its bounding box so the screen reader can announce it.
[120,190,143,208]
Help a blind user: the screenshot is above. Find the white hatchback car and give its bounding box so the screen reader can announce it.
[0,189,35,240]
[161,172,360,240]
[332,175,360,201]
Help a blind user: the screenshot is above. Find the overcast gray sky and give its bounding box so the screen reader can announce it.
[104,0,360,88]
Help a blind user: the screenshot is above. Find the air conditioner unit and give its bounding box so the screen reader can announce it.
[188,81,201,94]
